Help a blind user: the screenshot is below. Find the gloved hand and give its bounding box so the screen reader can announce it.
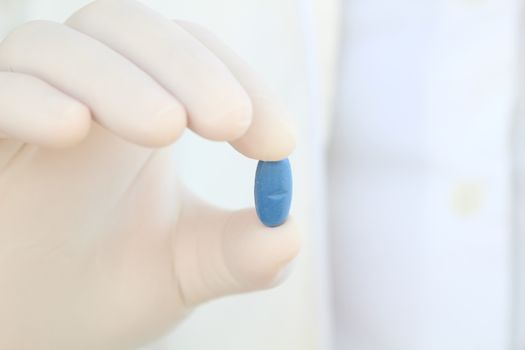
[0,1,300,349]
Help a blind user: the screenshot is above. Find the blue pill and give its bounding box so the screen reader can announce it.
[254,158,293,227]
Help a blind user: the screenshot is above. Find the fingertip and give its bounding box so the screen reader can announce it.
[222,209,301,290]
[224,102,253,140]
[127,102,187,148]
[230,111,297,161]
[46,101,92,148]
[0,72,93,148]
[271,216,302,266]
[190,99,252,141]
[176,19,297,160]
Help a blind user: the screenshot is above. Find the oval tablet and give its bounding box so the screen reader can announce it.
[254,158,293,227]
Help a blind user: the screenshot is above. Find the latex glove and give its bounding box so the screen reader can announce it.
[0,1,300,349]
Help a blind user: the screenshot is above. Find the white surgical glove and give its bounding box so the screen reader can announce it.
[0,1,300,349]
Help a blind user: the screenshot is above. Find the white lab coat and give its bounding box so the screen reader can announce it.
[330,0,524,349]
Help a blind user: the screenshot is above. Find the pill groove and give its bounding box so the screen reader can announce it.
[254,159,292,227]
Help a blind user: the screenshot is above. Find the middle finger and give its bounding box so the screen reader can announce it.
[67,0,253,142]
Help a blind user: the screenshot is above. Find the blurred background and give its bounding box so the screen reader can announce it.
[1,0,524,349]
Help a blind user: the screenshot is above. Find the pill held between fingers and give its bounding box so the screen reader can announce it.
[254,159,293,227]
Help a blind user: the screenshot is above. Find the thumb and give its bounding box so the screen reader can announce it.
[173,192,301,306]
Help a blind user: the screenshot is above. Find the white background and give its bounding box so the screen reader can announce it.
[2,0,524,349]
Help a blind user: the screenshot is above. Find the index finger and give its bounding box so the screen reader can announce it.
[177,21,296,161]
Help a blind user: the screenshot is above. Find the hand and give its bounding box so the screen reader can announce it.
[0,1,300,349]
